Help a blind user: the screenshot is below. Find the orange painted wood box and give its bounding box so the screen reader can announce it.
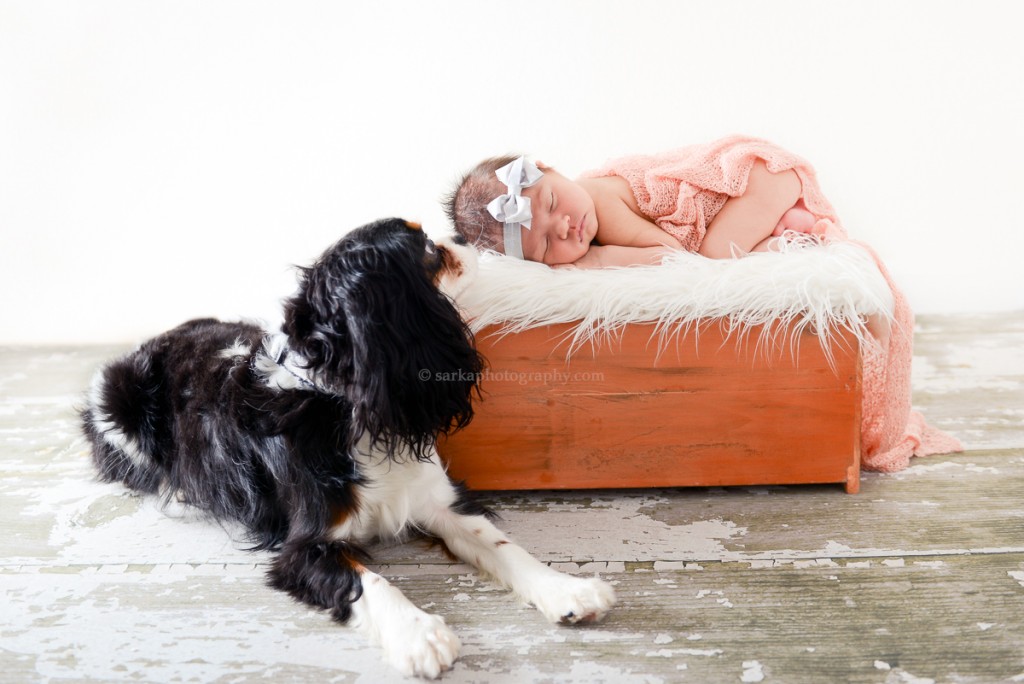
[439,321,862,494]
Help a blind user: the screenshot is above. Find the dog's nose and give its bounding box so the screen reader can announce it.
[451,233,468,246]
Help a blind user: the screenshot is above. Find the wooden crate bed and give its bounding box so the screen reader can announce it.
[440,239,894,495]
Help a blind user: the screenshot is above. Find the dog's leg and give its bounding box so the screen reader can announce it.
[350,568,460,679]
[268,539,459,679]
[419,477,616,625]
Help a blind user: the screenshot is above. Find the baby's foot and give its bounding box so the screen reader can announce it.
[810,219,843,239]
[772,206,818,236]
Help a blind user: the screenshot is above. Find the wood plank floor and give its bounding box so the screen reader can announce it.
[2,312,1022,683]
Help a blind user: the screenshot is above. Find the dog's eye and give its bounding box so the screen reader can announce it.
[422,239,443,273]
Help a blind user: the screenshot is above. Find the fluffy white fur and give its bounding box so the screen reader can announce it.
[456,237,894,360]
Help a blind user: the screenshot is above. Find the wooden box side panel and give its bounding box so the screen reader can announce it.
[439,322,861,492]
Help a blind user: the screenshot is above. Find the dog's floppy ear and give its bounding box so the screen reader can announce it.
[283,219,484,460]
[282,256,354,383]
[348,267,483,461]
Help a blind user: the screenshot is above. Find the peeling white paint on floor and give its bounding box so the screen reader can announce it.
[0,572,383,682]
[741,660,765,682]
[893,460,1001,477]
[3,317,1024,681]
[491,498,750,562]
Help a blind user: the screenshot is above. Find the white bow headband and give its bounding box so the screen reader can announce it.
[485,156,543,260]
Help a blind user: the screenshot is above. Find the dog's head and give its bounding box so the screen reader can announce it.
[282,218,483,460]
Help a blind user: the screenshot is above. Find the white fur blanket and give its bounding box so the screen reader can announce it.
[455,238,894,357]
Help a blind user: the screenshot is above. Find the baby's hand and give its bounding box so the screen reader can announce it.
[565,246,610,269]
[559,245,675,269]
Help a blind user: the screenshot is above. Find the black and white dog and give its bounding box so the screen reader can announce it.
[80,218,614,678]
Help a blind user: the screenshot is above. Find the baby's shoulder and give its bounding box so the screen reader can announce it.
[580,175,641,213]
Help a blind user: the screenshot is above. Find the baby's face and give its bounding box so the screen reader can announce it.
[517,169,598,265]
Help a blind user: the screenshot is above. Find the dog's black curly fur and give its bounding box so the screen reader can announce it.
[81,218,488,623]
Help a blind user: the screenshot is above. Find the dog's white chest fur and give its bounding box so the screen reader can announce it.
[330,437,455,543]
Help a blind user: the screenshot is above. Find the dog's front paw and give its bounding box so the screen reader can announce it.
[532,575,616,625]
[381,612,460,679]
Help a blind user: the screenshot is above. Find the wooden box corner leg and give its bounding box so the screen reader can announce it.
[845,463,861,494]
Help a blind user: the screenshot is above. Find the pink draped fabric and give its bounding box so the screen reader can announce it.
[584,135,962,470]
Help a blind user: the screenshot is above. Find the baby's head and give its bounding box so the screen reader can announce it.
[444,156,598,265]
[444,155,518,254]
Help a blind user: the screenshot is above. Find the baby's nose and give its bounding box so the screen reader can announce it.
[557,215,572,238]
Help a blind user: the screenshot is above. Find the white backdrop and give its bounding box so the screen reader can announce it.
[2,0,1022,344]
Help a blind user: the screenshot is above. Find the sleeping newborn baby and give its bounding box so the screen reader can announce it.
[445,135,843,269]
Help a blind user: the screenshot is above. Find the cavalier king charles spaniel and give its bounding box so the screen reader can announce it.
[80,218,615,678]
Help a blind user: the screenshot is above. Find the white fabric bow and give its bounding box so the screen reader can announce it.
[486,157,543,259]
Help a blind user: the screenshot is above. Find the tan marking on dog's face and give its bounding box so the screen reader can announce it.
[405,221,422,231]
[437,246,465,281]
[432,234,478,301]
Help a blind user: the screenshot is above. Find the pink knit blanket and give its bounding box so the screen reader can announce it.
[584,135,962,471]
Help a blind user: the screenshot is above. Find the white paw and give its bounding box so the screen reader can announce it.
[381,612,460,679]
[532,575,616,625]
